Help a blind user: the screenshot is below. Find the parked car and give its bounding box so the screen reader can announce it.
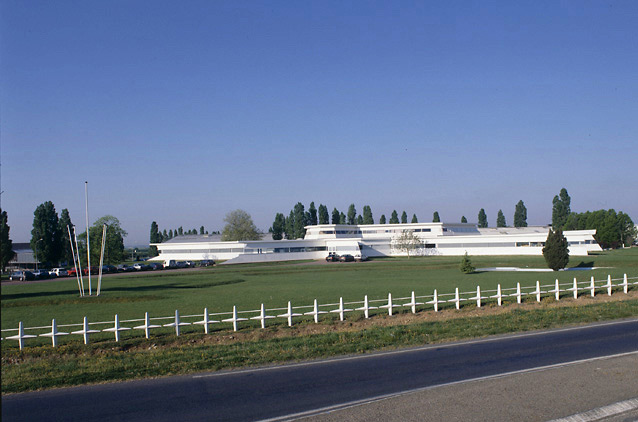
[175,261,188,268]
[339,254,355,262]
[50,268,68,277]
[10,270,35,281]
[149,263,163,270]
[117,264,134,272]
[163,260,177,269]
[185,261,196,268]
[200,260,215,267]
[326,253,340,262]
[67,268,78,277]
[33,269,51,279]
[354,253,369,262]
[133,263,150,271]
[104,265,118,273]
[83,266,100,276]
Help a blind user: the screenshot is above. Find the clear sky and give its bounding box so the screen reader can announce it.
[1,0,637,247]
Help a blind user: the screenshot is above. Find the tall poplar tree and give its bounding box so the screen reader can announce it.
[58,209,74,265]
[149,221,161,257]
[271,213,285,240]
[461,216,468,223]
[293,202,306,238]
[401,211,408,224]
[362,205,374,225]
[496,210,506,227]
[432,211,440,223]
[331,208,341,224]
[389,210,399,224]
[411,214,418,223]
[308,202,318,225]
[1,209,14,272]
[552,188,571,229]
[514,200,528,227]
[318,204,329,224]
[347,204,357,225]
[478,209,488,228]
[379,214,387,224]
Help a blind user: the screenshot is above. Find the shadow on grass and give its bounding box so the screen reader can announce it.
[1,279,246,301]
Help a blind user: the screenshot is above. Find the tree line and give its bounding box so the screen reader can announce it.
[0,201,128,269]
[149,222,221,256]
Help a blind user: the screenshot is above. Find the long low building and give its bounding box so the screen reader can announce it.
[151,222,602,265]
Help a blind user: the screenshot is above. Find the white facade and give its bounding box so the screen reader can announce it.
[151,223,602,264]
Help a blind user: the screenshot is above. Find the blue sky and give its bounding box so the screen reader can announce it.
[1,0,637,246]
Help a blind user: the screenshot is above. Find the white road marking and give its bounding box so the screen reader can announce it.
[547,398,638,422]
[256,351,638,422]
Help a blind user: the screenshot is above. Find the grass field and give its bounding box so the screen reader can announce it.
[2,248,637,393]
[2,249,637,345]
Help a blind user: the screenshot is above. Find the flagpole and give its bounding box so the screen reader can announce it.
[85,181,91,295]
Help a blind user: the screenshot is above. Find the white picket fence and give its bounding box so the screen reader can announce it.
[2,274,637,350]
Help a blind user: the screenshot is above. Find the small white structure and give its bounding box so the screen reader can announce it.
[151,222,602,264]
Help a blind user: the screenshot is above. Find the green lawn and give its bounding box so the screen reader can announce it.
[2,248,637,348]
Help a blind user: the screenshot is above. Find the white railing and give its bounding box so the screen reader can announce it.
[2,274,637,350]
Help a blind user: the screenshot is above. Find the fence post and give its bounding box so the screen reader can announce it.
[163,310,191,336]
[426,289,439,312]
[535,281,543,302]
[134,312,161,339]
[7,321,37,350]
[622,274,628,294]
[305,299,327,323]
[330,297,353,321]
[567,277,579,299]
[607,275,613,296]
[103,314,131,342]
[194,308,220,334]
[380,293,399,316]
[549,279,561,301]
[39,319,69,347]
[491,284,503,306]
[251,303,275,329]
[222,306,248,332]
[71,316,100,345]
[403,291,423,314]
[355,295,377,318]
[277,301,301,327]
[470,286,486,308]
[590,276,596,297]
[449,287,463,310]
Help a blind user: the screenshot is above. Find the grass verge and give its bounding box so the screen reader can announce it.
[3,294,637,395]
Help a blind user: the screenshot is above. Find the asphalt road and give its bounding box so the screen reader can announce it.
[3,319,638,422]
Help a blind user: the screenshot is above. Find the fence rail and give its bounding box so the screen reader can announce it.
[3,274,637,350]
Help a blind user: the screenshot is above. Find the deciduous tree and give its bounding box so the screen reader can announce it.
[461,216,467,223]
[308,202,318,226]
[432,211,440,223]
[222,209,263,241]
[392,230,422,259]
[379,214,387,224]
[31,201,62,266]
[81,215,128,265]
[150,221,160,257]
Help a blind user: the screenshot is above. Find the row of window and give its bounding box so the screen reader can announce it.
[318,228,433,235]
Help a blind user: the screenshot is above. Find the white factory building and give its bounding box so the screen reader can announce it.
[150,222,602,265]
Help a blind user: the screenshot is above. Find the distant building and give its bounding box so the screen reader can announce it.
[8,243,38,270]
[151,222,602,265]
